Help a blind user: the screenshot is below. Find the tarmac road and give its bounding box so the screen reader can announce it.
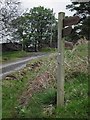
[0,54,47,79]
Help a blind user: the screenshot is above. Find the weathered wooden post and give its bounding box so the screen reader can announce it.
[57,13,80,107]
[57,12,65,107]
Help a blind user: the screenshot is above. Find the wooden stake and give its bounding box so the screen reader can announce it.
[57,12,65,107]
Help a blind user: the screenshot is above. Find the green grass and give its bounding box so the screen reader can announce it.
[2,48,56,63]
[2,51,31,63]
[56,73,88,118]
[2,74,29,118]
[2,43,88,118]
[13,73,88,118]
[16,88,56,118]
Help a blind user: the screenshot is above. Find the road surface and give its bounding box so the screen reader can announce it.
[0,54,47,79]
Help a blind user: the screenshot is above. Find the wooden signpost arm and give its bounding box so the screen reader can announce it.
[57,12,65,107]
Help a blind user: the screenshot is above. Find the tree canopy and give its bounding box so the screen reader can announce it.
[66,1,90,40]
[12,6,57,51]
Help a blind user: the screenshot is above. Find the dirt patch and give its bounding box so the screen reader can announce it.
[26,60,43,70]
[5,74,17,80]
[19,72,52,107]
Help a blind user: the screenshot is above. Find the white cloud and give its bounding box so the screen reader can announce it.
[21,0,74,18]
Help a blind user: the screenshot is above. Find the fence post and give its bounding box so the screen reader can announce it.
[57,12,65,107]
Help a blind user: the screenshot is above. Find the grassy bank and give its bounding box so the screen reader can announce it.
[2,43,89,118]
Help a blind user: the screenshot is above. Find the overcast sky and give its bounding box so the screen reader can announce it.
[21,0,75,18]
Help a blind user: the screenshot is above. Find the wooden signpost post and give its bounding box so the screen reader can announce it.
[57,12,80,107]
[57,12,65,107]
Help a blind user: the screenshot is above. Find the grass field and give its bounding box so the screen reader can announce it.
[1,48,56,63]
[2,51,38,63]
[2,43,89,118]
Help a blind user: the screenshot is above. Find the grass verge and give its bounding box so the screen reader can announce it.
[2,51,31,63]
[2,48,56,63]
